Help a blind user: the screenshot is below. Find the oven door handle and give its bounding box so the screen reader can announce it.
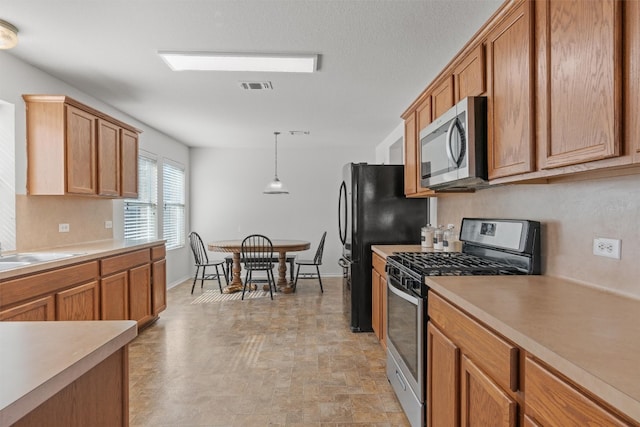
[388,280,419,305]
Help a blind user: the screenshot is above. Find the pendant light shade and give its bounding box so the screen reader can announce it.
[264,131,289,194]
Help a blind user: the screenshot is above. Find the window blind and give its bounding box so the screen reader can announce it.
[124,155,157,241]
[163,161,185,250]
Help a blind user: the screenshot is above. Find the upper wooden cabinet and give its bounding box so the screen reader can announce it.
[23,95,141,198]
[626,0,640,164]
[454,44,486,101]
[535,0,622,170]
[120,129,139,198]
[432,75,455,119]
[98,119,121,196]
[66,105,98,194]
[403,96,437,197]
[486,0,536,179]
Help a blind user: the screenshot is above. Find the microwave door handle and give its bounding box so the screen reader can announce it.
[445,118,457,167]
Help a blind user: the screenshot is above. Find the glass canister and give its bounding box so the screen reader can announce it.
[433,225,444,250]
[443,224,455,252]
[421,224,434,248]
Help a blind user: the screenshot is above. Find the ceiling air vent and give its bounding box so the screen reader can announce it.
[239,81,273,90]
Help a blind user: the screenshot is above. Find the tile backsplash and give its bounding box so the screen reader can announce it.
[16,195,113,251]
[438,173,640,299]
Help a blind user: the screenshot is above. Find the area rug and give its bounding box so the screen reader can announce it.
[190,288,274,304]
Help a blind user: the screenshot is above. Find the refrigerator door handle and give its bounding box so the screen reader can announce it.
[338,181,348,245]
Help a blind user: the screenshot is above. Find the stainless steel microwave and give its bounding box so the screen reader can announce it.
[420,96,487,190]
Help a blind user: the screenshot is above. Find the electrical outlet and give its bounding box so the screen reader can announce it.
[593,237,621,259]
[58,223,70,233]
[105,220,113,229]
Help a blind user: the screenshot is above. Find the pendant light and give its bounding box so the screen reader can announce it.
[263,131,289,194]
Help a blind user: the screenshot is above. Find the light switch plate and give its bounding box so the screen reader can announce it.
[105,220,113,229]
[59,223,70,233]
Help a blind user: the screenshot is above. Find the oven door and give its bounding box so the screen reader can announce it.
[386,277,425,427]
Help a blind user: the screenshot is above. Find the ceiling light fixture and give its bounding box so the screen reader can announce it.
[264,132,289,195]
[158,51,318,73]
[0,19,18,50]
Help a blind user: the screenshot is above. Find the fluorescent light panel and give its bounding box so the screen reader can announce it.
[159,52,317,73]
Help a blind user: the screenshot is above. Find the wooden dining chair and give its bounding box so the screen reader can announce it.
[293,231,326,293]
[241,234,277,300]
[188,231,228,294]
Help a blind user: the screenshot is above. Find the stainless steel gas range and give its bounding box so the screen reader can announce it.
[385,218,541,427]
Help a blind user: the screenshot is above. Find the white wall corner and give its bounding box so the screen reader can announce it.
[375,122,404,164]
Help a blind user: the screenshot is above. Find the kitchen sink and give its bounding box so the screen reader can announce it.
[0,252,84,271]
[0,261,32,271]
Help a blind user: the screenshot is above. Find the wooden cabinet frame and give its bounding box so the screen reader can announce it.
[23,95,141,198]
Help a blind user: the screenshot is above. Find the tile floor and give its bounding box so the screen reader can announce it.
[128,276,411,427]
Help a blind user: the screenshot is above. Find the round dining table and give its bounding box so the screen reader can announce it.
[208,239,310,294]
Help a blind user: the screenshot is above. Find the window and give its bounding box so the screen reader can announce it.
[162,161,185,250]
[124,154,157,241]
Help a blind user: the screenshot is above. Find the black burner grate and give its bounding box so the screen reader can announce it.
[392,252,523,276]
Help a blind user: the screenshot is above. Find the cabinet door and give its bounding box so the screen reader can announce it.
[371,268,381,339]
[0,296,55,321]
[461,355,517,427]
[454,44,486,101]
[626,0,640,164]
[129,264,153,326]
[536,0,622,169]
[97,119,121,196]
[56,281,100,320]
[427,322,460,427]
[432,75,454,119]
[65,105,97,195]
[101,272,128,320]
[152,258,167,315]
[525,356,629,426]
[486,0,535,179]
[404,113,418,196]
[120,128,139,198]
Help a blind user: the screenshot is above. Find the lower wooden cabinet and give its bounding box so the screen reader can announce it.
[56,281,100,321]
[101,271,129,320]
[428,291,638,426]
[128,264,153,325]
[0,295,55,321]
[101,247,158,327]
[525,356,630,426]
[371,252,387,349]
[461,355,517,427]
[427,297,519,427]
[0,243,167,327]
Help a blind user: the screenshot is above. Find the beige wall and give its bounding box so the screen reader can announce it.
[437,173,640,299]
[16,195,113,251]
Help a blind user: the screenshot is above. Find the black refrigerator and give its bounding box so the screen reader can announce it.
[338,163,429,332]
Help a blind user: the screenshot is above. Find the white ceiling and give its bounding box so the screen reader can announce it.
[1,0,502,149]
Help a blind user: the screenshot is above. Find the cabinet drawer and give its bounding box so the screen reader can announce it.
[0,261,99,308]
[101,249,150,276]
[525,357,629,426]
[372,252,386,278]
[429,292,518,392]
[151,244,166,261]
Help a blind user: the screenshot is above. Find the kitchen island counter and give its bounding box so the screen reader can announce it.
[0,320,137,426]
[426,275,640,423]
